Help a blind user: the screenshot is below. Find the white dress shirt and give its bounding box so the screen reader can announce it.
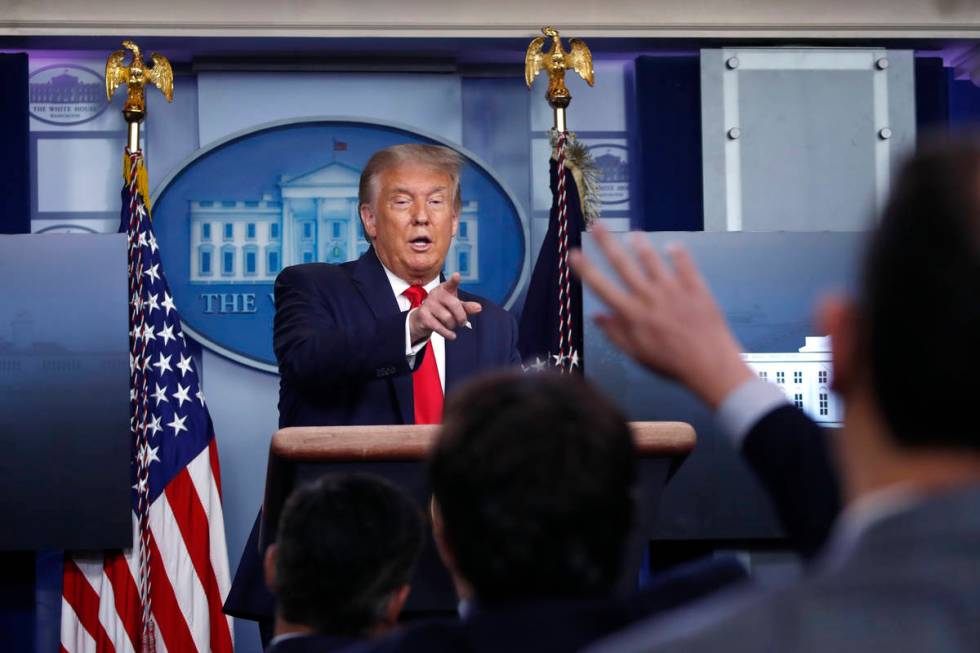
[380,263,445,391]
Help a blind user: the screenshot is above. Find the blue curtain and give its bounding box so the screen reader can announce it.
[0,53,30,234]
[949,75,980,127]
[632,55,703,232]
[914,57,950,136]
[0,52,34,652]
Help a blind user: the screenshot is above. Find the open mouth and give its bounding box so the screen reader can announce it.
[409,236,432,251]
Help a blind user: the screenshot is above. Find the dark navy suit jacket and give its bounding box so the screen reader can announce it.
[266,633,357,653]
[273,246,521,428]
[224,247,520,622]
[343,556,749,653]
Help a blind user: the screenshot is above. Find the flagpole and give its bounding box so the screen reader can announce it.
[554,107,567,134]
[105,39,174,653]
[524,27,596,373]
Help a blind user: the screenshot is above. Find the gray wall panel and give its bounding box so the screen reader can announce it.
[701,48,916,232]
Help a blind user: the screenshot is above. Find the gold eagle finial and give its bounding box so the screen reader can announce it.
[105,40,173,123]
[525,26,594,109]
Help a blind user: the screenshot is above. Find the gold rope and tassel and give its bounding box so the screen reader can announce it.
[122,150,152,211]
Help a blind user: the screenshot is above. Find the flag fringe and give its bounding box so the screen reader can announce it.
[550,129,600,227]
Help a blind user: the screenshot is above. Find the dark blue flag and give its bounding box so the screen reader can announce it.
[518,149,588,373]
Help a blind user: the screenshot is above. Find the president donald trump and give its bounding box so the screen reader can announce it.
[224,143,521,640]
[274,142,520,427]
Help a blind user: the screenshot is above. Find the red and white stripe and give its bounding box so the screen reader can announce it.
[60,441,233,653]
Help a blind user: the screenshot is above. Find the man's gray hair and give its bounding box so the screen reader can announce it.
[358,143,463,213]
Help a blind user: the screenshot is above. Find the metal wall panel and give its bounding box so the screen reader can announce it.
[701,48,915,232]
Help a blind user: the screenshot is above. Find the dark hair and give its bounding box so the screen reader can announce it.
[859,135,980,451]
[274,473,424,636]
[429,371,636,604]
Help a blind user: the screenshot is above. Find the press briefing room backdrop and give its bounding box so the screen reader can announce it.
[2,1,980,651]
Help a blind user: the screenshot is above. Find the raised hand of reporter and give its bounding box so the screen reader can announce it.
[569,224,753,408]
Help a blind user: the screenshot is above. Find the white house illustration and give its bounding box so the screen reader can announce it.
[188,159,479,283]
[742,336,842,427]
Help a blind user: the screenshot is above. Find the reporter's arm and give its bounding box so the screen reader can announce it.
[571,226,841,558]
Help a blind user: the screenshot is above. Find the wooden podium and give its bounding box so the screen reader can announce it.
[259,422,695,611]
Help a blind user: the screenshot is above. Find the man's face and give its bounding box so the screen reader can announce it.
[360,164,459,285]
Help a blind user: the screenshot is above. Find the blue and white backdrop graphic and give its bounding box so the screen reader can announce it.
[153,118,528,372]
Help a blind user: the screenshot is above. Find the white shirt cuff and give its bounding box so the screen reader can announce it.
[405,308,430,365]
[716,378,790,447]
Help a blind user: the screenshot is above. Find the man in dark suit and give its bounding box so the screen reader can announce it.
[349,371,746,653]
[225,144,520,638]
[573,138,980,652]
[275,142,521,428]
[264,473,424,653]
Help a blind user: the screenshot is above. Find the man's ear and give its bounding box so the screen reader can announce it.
[360,204,378,240]
[429,497,453,570]
[450,207,460,238]
[263,544,279,595]
[816,293,859,397]
[429,497,474,601]
[380,585,411,630]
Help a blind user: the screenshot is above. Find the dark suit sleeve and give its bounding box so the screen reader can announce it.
[741,405,842,559]
[273,265,413,389]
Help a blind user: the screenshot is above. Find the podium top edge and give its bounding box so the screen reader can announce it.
[270,421,696,462]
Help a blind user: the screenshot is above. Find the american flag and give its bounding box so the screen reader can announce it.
[60,150,234,653]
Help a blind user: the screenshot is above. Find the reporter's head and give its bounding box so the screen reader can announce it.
[828,136,980,454]
[817,135,980,504]
[429,370,637,605]
[265,473,424,637]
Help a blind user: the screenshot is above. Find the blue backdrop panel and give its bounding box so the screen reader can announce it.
[462,75,533,313]
[0,234,132,549]
[632,55,703,232]
[0,53,30,235]
[0,234,130,651]
[152,119,526,371]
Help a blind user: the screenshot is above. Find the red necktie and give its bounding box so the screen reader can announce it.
[403,285,444,424]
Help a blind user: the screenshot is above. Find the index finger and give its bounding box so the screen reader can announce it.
[569,249,639,319]
[591,224,653,299]
[667,244,710,295]
[442,272,461,295]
